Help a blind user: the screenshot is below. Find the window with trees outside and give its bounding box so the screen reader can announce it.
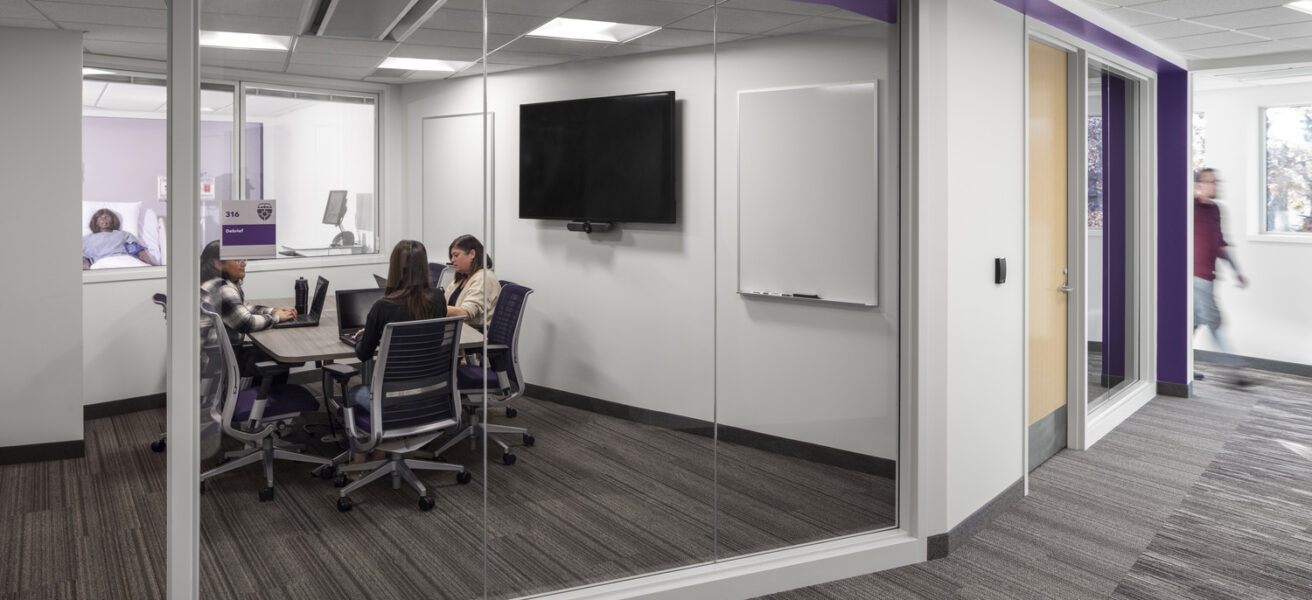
[1264,106,1312,234]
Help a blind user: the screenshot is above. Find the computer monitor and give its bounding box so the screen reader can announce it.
[322,190,349,226]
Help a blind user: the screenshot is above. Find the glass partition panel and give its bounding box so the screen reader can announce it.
[197,1,487,597]
[474,1,719,597]
[714,1,900,557]
[1086,62,1138,411]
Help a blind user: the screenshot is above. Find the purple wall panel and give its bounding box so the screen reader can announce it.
[789,0,897,22]
[994,0,1191,388]
[1102,74,1126,378]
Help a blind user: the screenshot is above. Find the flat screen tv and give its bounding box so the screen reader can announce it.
[519,91,676,224]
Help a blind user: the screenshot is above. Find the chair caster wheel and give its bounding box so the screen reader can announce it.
[337,497,353,512]
[333,474,347,488]
[505,407,518,418]
[313,465,336,480]
[522,434,535,447]
[150,439,166,453]
[418,496,435,511]
[502,453,517,466]
[258,487,275,502]
[457,471,472,484]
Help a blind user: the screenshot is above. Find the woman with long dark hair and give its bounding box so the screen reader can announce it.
[352,239,450,361]
[444,234,500,329]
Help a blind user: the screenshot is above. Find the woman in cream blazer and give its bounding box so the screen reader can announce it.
[444,234,500,329]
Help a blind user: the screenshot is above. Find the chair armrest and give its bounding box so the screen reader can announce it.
[323,362,359,380]
[253,361,290,377]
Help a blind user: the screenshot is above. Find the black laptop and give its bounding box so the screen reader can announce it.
[373,273,387,289]
[336,287,384,346]
[272,276,328,328]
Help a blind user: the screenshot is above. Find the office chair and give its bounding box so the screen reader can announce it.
[198,305,332,502]
[333,316,472,512]
[432,283,535,466]
[149,293,169,452]
[428,262,447,289]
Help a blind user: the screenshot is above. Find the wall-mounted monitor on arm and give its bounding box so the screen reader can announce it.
[518,91,676,233]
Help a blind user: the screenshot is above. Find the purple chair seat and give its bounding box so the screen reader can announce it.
[232,385,318,423]
[457,364,500,390]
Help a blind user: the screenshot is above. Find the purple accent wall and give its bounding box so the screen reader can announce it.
[994,0,1191,388]
[1102,74,1126,379]
[789,0,896,23]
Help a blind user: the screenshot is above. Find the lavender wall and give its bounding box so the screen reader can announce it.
[993,0,1191,390]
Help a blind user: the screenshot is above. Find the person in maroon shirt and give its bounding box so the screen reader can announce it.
[1193,168,1252,387]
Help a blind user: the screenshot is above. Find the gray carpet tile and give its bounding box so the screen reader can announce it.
[0,388,894,600]
[764,362,1308,600]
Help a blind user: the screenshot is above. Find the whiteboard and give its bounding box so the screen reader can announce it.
[738,82,878,307]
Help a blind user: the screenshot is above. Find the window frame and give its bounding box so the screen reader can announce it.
[1257,103,1312,243]
[80,65,389,284]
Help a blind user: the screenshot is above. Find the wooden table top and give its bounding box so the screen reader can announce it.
[248,296,484,363]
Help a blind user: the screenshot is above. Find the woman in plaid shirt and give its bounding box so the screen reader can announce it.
[200,241,297,378]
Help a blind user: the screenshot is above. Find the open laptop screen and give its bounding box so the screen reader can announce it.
[335,288,384,334]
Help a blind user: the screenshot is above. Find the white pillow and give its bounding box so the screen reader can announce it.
[81,201,142,238]
[141,209,166,265]
[89,254,150,269]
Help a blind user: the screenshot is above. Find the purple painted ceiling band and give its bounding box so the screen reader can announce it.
[789,0,897,23]
[995,0,1183,74]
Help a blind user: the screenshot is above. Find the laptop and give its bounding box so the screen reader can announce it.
[336,287,384,346]
[272,276,328,328]
[373,273,387,289]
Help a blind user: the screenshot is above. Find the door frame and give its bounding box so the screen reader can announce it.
[1023,22,1160,482]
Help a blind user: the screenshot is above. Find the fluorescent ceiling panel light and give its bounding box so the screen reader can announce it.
[1288,1,1312,16]
[378,57,471,72]
[526,18,660,43]
[199,31,291,51]
[82,67,114,76]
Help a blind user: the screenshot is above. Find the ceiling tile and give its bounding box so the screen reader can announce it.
[98,81,167,111]
[201,0,305,19]
[0,0,47,20]
[82,39,167,60]
[82,80,107,107]
[426,8,550,36]
[288,51,386,68]
[500,35,617,57]
[442,0,584,17]
[69,23,166,44]
[483,48,572,66]
[201,46,290,66]
[388,43,483,61]
[719,0,836,16]
[199,14,300,36]
[670,6,808,34]
[293,36,398,56]
[31,2,166,28]
[1161,30,1268,51]
[623,27,729,47]
[563,0,709,27]
[284,63,378,80]
[39,0,165,9]
[766,14,887,36]
[1100,7,1171,27]
[1240,21,1312,41]
[0,17,55,28]
[406,28,516,49]
[1132,0,1289,20]
[1205,7,1312,30]
[1182,38,1309,59]
[211,56,289,72]
[1130,19,1227,39]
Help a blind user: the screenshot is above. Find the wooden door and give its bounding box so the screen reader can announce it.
[1027,39,1069,469]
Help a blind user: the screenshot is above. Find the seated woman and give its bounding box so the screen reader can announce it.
[199,240,296,378]
[348,239,450,465]
[443,234,500,330]
[82,208,156,269]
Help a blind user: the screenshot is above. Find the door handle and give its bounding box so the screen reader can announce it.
[1059,282,1073,293]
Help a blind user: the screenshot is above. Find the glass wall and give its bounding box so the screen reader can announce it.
[1086,62,1139,411]
[184,1,901,597]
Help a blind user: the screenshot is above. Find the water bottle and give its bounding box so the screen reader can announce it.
[294,277,308,315]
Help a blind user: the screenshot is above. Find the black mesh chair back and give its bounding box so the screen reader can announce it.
[484,283,532,392]
[428,262,447,289]
[370,316,464,434]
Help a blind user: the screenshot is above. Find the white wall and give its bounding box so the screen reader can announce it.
[0,27,84,447]
[1193,82,1312,366]
[404,29,900,457]
[942,1,1026,528]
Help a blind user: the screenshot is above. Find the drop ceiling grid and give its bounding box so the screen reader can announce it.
[1094,0,1312,59]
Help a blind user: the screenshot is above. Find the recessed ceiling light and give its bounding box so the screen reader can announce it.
[82,67,114,76]
[1288,1,1312,16]
[526,18,660,43]
[378,57,472,72]
[199,31,291,51]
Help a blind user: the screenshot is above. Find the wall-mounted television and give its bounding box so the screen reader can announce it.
[519,91,676,224]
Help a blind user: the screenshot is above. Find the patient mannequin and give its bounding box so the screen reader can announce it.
[82,208,155,269]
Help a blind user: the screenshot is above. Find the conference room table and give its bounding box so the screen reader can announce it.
[248,295,484,363]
